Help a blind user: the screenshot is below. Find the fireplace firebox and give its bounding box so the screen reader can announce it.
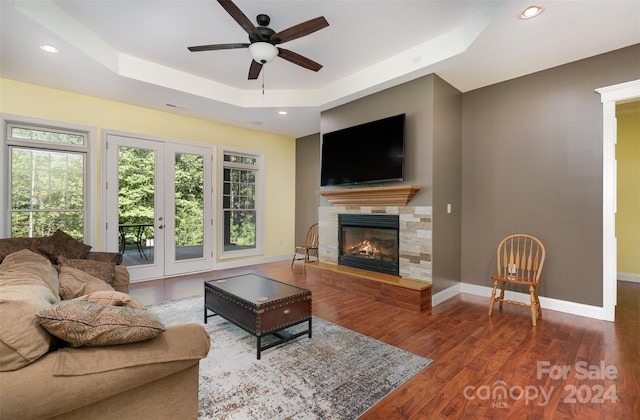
[338,214,400,276]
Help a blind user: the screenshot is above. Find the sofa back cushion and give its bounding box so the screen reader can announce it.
[0,252,60,371]
[0,237,46,264]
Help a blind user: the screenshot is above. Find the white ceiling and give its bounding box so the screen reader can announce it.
[1,0,639,138]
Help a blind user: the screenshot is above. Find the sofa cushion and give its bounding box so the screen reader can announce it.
[58,266,115,300]
[58,256,115,285]
[38,229,92,263]
[0,249,60,300]
[0,270,59,371]
[37,301,166,347]
[73,291,145,310]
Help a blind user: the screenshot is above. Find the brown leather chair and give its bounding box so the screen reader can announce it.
[291,223,319,267]
[488,234,546,326]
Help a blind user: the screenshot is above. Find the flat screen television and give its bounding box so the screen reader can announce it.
[320,113,405,187]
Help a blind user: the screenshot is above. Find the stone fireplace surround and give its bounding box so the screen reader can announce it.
[318,205,432,283]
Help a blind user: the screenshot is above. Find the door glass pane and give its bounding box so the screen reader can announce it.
[118,146,155,266]
[174,153,204,260]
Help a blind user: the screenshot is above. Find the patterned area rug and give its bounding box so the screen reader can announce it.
[148,296,432,419]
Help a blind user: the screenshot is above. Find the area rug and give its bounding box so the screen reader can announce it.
[148,296,432,419]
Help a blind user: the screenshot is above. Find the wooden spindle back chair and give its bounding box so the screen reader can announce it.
[291,223,319,267]
[488,234,546,326]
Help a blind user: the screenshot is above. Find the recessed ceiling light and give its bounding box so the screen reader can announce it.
[40,44,59,53]
[520,5,543,19]
[278,111,288,115]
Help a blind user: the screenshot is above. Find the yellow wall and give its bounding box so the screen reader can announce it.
[0,78,296,264]
[616,104,640,276]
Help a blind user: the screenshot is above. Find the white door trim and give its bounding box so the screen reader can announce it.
[596,79,640,322]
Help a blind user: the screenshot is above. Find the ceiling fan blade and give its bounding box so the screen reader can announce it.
[270,17,329,44]
[248,60,263,80]
[278,48,323,72]
[188,43,250,52]
[217,0,263,41]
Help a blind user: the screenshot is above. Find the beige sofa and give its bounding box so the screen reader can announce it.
[0,232,210,419]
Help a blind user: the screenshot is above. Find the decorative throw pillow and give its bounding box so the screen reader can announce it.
[85,252,123,265]
[37,301,166,347]
[58,256,115,285]
[73,291,145,310]
[38,229,92,264]
[58,266,114,300]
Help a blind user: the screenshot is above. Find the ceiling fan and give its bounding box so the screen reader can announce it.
[188,0,329,80]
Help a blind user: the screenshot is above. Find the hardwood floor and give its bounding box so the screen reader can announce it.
[130,262,640,419]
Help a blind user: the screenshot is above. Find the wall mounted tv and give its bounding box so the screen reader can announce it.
[320,113,405,187]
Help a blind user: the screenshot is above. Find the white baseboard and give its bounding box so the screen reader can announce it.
[432,282,613,321]
[214,254,291,270]
[432,283,462,307]
[618,272,640,283]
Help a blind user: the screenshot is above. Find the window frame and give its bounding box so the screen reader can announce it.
[218,147,264,259]
[1,114,97,245]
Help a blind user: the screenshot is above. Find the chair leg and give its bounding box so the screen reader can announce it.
[499,282,506,309]
[290,249,298,268]
[530,285,537,327]
[535,290,542,319]
[488,280,498,316]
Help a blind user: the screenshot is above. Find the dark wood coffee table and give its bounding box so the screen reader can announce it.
[204,273,312,359]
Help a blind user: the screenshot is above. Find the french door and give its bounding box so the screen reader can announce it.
[104,134,213,281]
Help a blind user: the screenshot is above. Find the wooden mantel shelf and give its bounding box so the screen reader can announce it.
[317,184,421,206]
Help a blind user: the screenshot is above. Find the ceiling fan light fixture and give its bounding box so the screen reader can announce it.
[249,42,278,64]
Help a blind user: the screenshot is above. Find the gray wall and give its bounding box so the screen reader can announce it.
[432,76,463,293]
[294,133,320,246]
[461,44,640,306]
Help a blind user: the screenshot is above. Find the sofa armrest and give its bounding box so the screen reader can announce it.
[0,324,210,420]
[53,323,210,375]
[112,265,129,294]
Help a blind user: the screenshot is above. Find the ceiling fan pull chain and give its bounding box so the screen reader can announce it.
[262,67,265,96]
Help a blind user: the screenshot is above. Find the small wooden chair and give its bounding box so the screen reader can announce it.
[291,223,319,267]
[488,234,546,326]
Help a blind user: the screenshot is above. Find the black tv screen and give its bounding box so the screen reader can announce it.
[320,113,405,187]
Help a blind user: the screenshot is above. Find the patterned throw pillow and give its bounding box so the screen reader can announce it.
[58,256,115,285]
[37,301,166,347]
[38,229,92,263]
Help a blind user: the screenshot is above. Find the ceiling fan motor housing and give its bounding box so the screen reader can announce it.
[249,22,280,45]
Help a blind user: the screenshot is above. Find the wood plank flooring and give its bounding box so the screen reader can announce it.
[130,261,640,419]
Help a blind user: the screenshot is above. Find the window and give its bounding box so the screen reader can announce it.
[5,122,89,240]
[220,149,263,258]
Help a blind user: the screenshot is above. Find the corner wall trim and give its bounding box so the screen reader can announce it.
[432,282,613,322]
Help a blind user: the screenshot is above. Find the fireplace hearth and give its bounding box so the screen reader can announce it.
[338,214,399,276]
